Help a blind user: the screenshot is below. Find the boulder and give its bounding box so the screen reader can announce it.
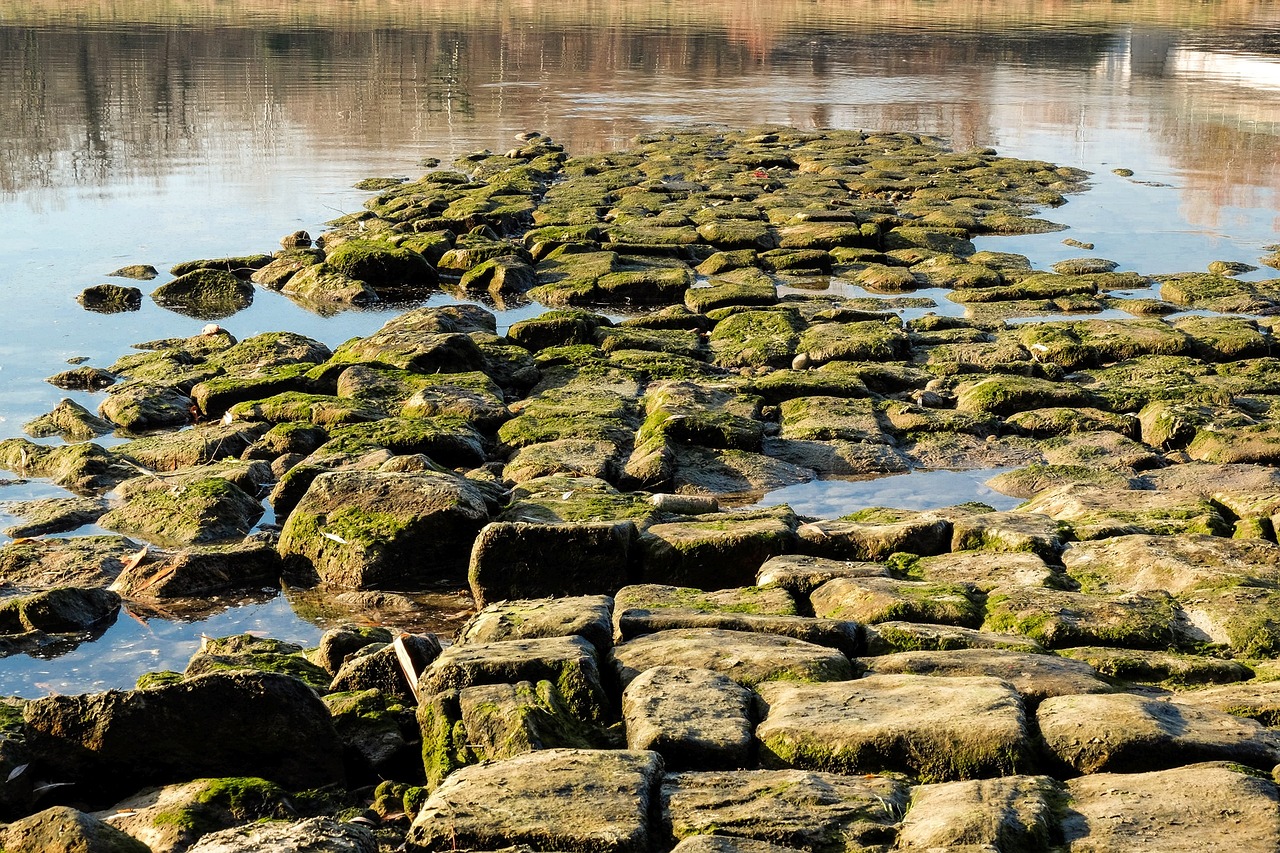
[638,509,799,590]
[1061,532,1280,595]
[98,476,263,547]
[1037,692,1280,774]
[860,648,1112,706]
[96,777,292,853]
[151,269,254,320]
[0,806,149,853]
[612,628,853,689]
[109,541,280,599]
[467,520,637,608]
[417,680,599,788]
[0,587,120,634]
[324,688,416,779]
[755,554,891,597]
[622,666,755,770]
[277,469,489,588]
[982,587,1180,650]
[613,583,861,656]
[1,495,106,537]
[99,382,193,432]
[416,635,609,721]
[329,633,442,701]
[456,595,615,656]
[756,675,1029,781]
[1061,762,1280,852]
[795,515,951,561]
[0,535,141,588]
[186,817,376,853]
[23,398,114,441]
[22,671,343,805]
[897,775,1061,853]
[314,625,394,675]
[406,749,663,853]
[660,768,907,853]
[809,576,983,628]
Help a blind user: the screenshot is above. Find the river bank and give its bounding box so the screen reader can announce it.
[2,127,1280,850]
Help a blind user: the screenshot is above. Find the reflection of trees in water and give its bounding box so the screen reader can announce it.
[1,7,1279,223]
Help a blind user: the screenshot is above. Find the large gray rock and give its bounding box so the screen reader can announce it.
[416,635,609,721]
[0,806,149,853]
[456,594,615,656]
[1037,692,1280,774]
[467,521,636,607]
[1061,762,1280,852]
[1062,532,1280,594]
[639,509,798,590]
[613,584,862,656]
[809,576,983,628]
[278,469,489,588]
[612,628,853,689]
[406,748,663,853]
[860,648,1112,706]
[417,680,599,788]
[755,554,891,596]
[95,777,292,853]
[622,666,755,770]
[22,672,343,805]
[756,675,1029,781]
[109,541,280,599]
[898,776,1061,853]
[660,769,908,853]
[186,816,376,853]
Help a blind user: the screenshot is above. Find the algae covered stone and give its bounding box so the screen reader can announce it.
[278,469,489,589]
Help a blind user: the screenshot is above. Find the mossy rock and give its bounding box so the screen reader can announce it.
[498,388,640,452]
[1003,406,1138,439]
[0,439,133,493]
[281,263,379,305]
[778,396,891,444]
[797,319,909,364]
[955,374,1097,416]
[709,307,805,369]
[98,476,263,547]
[810,576,983,627]
[151,269,254,320]
[1159,272,1280,314]
[23,398,113,441]
[982,587,1180,649]
[317,416,486,467]
[278,469,490,589]
[1019,482,1233,540]
[1056,647,1251,688]
[499,475,657,525]
[111,421,265,472]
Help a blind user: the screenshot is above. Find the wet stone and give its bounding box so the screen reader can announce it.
[809,576,983,628]
[897,775,1061,853]
[755,553,892,597]
[468,520,637,608]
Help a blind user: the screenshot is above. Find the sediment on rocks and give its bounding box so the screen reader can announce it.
[5,127,1280,850]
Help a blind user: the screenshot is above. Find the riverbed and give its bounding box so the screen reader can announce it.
[2,0,1279,696]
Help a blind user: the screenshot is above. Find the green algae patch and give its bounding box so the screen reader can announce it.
[709,307,805,369]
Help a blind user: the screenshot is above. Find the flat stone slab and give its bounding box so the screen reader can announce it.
[468,520,637,608]
[1037,692,1280,774]
[1017,483,1229,540]
[795,516,951,561]
[810,576,982,628]
[1062,532,1280,595]
[1170,681,1280,725]
[612,628,853,688]
[670,836,807,853]
[406,748,663,853]
[660,769,908,853]
[860,648,1112,706]
[416,635,608,720]
[898,775,1060,852]
[755,554,891,596]
[945,509,1067,558]
[1062,762,1280,852]
[613,584,859,656]
[622,666,755,770]
[907,550,1059,592]
[863,621,1045,655]
[982,587,1179,650]
[756,675,1028,781]
[456,594,615,656]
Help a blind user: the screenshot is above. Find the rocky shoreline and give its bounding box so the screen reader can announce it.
[2,127,1280,850]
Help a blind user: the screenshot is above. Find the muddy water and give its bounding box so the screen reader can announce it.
[2,0,1279,694]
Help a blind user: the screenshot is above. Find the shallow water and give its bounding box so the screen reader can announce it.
[3,0,1280,693]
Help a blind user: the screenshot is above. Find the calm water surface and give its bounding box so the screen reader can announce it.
[2,0,1280,694]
